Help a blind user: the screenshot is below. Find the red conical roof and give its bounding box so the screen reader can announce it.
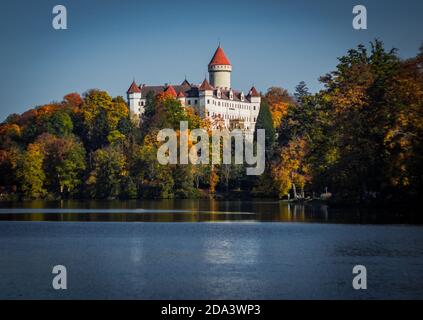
[199,78,214,91]
[177,91,185,98]
[209,46,231,66]
[127,81,141,93]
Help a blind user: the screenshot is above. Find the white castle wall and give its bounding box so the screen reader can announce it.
[127,92,142,117]
[201,97,260,132]
[128,92,260,135]
[208,64,232,89]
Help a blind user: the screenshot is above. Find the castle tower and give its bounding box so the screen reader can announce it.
[127,80,142,117]
[208,46,232,89]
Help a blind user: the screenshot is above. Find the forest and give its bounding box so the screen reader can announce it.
[0,41,422,204]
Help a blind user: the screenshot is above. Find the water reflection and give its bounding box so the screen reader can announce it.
[0,199,421,224]
[130,238,144,263]
[203,239,259,265]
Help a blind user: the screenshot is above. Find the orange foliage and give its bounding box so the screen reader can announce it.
[156,91,176,102]
[265,87,295,128]
[63,93,83,108]
[0,124,21,137]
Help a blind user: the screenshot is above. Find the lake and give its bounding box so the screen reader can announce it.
[0,200,422,299]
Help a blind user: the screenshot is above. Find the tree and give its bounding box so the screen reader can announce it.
[271,138,310,198]
[63,92,83,108]
[42,110,73,137]
[81,90,128,150]
[294,81,310,103]
[17,143,46,199]
[264,87,295,129]
[255,100,276,159]
[86,145,126,199]
[36,133,86,195]
[312,40,416,201]
[382,50,423,197]
[0,147,20,193]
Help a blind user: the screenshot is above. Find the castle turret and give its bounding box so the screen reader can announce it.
[208,46,232,89]
[177,90,186,106]
[247,86,261,103]
[127,80,142,118]
[199,78,214,95]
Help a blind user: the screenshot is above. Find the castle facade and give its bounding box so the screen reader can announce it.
[127,46,261,135]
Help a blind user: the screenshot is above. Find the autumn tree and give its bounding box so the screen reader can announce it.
[80,90,129,150]
[271,138,310,199]
[36,133,86,195]
[264,87,295,130]
[16,143,46,199]
[86,145,126,199]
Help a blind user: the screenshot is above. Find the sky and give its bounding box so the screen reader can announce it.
[0,0,422,121]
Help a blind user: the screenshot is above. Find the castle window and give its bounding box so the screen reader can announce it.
[253,106,256,110]
[188,100,191,105]
[207,99,210,104]
[194,100,198,105]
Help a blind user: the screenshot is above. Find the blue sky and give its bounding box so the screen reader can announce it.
[0,0,422,121]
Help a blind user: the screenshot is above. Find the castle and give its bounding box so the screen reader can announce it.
[126,46,261,135]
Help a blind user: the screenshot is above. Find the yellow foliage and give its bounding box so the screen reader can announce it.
[271,138,311,197]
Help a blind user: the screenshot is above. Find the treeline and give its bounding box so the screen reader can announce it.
[258,40,423,204]
[0,40,422,203]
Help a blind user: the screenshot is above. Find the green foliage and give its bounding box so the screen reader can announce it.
[42,110,73,137]
[255,100,275,158]
[87,146,126,199]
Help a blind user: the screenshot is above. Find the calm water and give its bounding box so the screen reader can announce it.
[0,199,421,224]
[0,200,422,299]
